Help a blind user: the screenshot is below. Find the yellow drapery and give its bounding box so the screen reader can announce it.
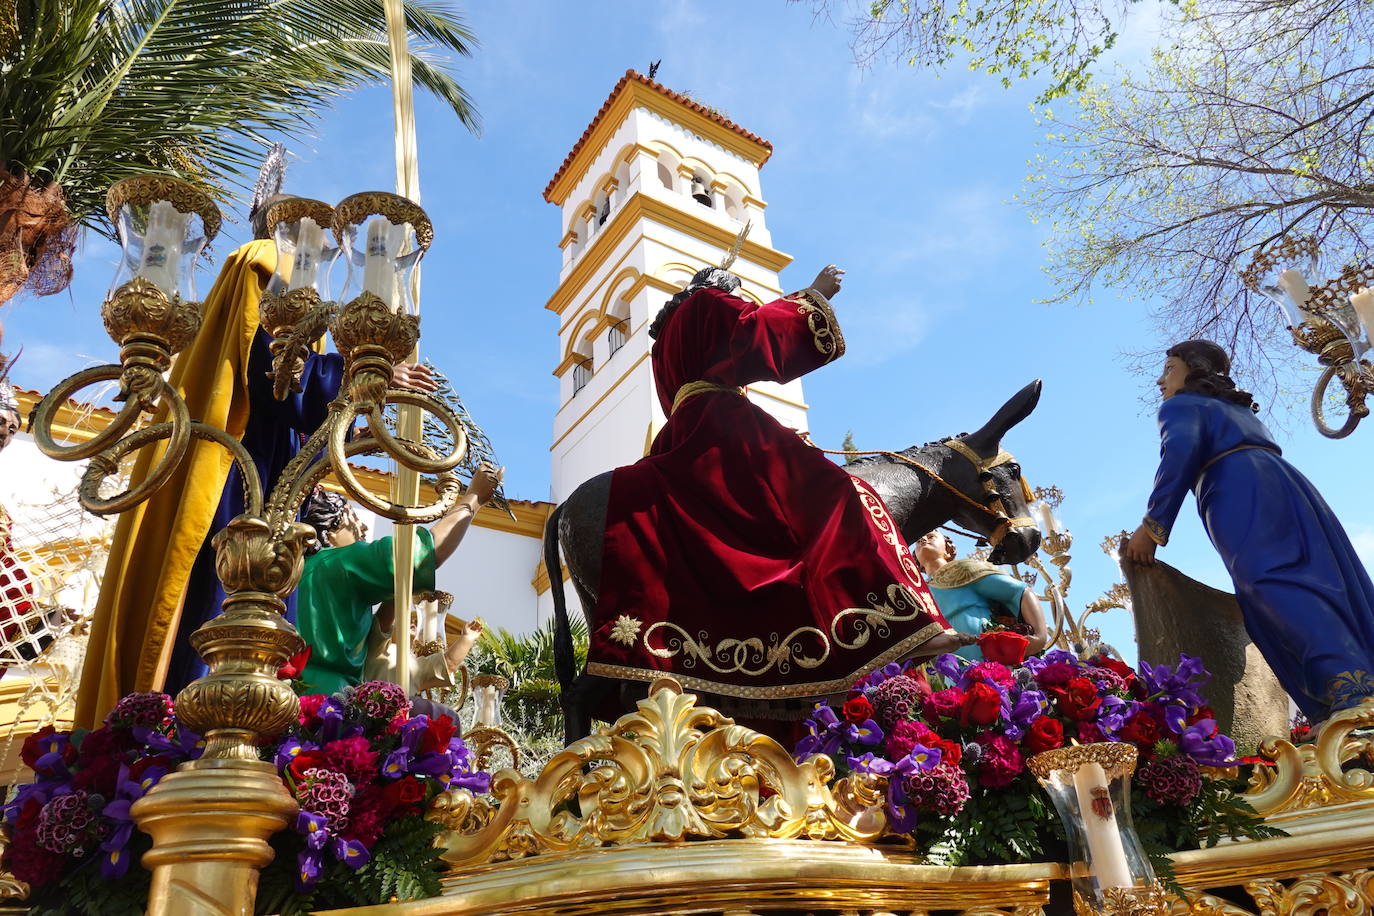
[75,239,277,727]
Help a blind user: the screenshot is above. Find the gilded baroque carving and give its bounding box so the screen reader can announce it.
[437,679,888,867]
[102,276,204,362]
[1243,697,1374,815]
[261,196,334,238]
[1028,740,1137,781]
[105,175,222,242]
[332,190,434,249]
[210,516,315,597]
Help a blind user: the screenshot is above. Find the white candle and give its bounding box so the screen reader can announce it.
[418,595,440,643]
[138,201,190,297]
[1071,761,1134,890]
[1277,268,1315,324]
[360,217,402,311]
[1351,288,1374,347]
[290,217,325,292]
[474,686,500,727]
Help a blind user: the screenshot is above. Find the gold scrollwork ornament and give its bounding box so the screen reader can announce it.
[437,678,888,867]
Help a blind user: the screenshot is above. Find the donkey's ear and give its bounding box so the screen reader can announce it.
[965,380,1042,453]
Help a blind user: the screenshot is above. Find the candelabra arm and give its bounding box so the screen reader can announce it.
[31,365,152,462]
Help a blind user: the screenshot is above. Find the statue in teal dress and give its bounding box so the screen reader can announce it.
[295,465,502,695]
[913,531,1048,660]
[1123,339,1374,722]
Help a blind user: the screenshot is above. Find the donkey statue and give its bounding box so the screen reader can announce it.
[546,379,1045,742]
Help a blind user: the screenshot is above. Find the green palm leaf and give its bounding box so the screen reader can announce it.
[1,0,479,238]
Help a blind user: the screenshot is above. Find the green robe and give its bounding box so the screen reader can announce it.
[297,528,436,695]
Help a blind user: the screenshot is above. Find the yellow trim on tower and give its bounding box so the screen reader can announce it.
[545,191,792,316]
[546,79,772,207]
[531,555,572,595]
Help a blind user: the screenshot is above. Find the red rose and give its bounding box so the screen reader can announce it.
[1053,677,1103,722]
[1023,717,1065,755]
[937,738,963,765]
[978,631,1030,666]
[76,726,137,764]
[959,682,1003,727]
[1188,706,1217,728]
[842,696,874,724]
[382,775,426,815]
[419,715,458,755]
[72,754,121,795]
[1035,661,1077,688]
[1118,714,1161,750]
[278,645,313,680]
[287,749,329,782]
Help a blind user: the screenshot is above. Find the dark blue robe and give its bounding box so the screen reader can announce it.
[164,328,343,693]
[1145,392,1374,720]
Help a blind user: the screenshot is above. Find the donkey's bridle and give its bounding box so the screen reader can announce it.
[883,439,1036,549]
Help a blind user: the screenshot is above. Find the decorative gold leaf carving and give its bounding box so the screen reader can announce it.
[104,175,221,243]
[438,679,888,867]
[1244,698,1374,816]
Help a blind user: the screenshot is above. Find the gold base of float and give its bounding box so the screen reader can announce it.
[300,684,1374,916]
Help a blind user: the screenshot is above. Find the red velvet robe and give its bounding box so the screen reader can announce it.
[591,286,949,699]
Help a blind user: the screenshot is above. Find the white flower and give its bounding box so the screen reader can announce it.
[609,615,642,647]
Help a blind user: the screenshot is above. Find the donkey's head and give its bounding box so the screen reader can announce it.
[941,380,1043,566]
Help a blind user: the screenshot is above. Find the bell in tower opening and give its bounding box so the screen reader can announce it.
[690,175,713,208]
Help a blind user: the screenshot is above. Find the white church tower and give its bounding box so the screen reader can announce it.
[543,70,810,503]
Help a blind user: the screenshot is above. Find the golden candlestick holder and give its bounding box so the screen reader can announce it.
[29,175,467,916]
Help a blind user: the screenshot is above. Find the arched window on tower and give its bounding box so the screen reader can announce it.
[656,160,674,190]
[607,318,628,356]
[597,193,610,227]
[571,357,592,395]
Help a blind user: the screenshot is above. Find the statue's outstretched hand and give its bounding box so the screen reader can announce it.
[390,362,438,394]
[466,463,504,508]
[810,264,845,299]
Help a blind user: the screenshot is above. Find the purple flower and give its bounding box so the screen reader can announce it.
[885,780,919,832]
[897,744,943,774]
[296,849,323,893]
[932,653,965,683]
[382,749,411,778]
[100,843,133,879]
[1139,655,1210,708]
[845,752,894,776]
[318,698,348,742]
[135,724,204,761]
[1096,696,1139,738]
[331,836,371,870]
[449,769,492,794]
[1164,706,1236,766]
[275,736,308,770]
[852,719,885,747]
[296,810,331,851]
[795,704,856,758]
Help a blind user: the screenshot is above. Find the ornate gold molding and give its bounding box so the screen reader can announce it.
[1243,697,1374,820]
[104,175,221,243]
[433,679,887,868]
[333,191,433,250]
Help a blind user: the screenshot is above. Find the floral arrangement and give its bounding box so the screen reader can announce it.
[3,683,489,916]
[796,635,1281,872]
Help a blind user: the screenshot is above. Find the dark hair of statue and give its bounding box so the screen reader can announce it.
[301,488,349,555]
[648,267,741,340]
[1166,339,1259,413]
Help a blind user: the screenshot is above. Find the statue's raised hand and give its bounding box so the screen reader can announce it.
[810,264,845,299]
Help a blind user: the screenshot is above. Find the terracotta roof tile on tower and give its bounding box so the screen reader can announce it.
[543,69,773,203]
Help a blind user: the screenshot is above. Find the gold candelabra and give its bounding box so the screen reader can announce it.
[1240,237,1374,439]
[29,176,467,916]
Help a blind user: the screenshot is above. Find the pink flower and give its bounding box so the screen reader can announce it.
[975,733,1024,789]
[922,687,965,723]
[966,661,1015,688]
[1077,721,1105,744]
[1036,661,1077,688]
[298,695,326,727]
[296,768,355,833]
[901,763,971,817]
[1137,754,1202,806]
[885,719,939,761]
[872,675,928,731]
[323,737,379,785]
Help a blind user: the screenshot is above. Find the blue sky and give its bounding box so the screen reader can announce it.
[7,1,1373,657]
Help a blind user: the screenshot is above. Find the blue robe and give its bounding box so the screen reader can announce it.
[164,328,343,693]
[1145,392,1374,720]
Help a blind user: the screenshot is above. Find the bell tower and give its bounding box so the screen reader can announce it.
[544,70,810,502]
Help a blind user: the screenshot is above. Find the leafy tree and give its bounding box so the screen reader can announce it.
[0,0,479,303]
[1025,0,1373,382]
[463,617,589,744]
[841,429,859,464]
[802,0,1132,103]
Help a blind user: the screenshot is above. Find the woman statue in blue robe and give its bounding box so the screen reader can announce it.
[1123,339,1374,722]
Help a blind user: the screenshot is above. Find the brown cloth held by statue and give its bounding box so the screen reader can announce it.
[591,285,950,699]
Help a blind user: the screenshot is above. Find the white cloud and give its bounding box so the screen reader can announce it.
[837,295,942,366]
[929,84,988,125]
